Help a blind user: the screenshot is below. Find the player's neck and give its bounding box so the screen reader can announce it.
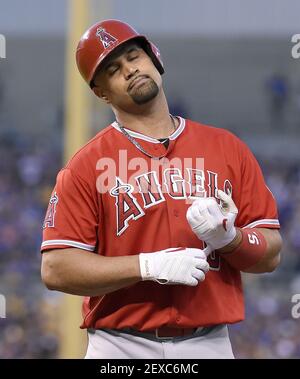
[114,93,176,139]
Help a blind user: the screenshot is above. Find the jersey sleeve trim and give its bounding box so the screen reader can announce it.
[41,239,95,251]
[242,219,280,229]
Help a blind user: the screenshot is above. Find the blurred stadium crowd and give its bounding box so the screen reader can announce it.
[0,127,300,358]
[0,129,62,358]
[230,156,300,358]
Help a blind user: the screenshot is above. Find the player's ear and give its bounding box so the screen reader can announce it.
[93,88,111,104]
[101,92,111,104]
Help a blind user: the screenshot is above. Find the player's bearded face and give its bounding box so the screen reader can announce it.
[94,42,162,107]
[127,76,159,105]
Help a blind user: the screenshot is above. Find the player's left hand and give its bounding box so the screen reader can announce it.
[186,190,238,251]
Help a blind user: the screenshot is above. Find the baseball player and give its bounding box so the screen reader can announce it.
[41,19,282,359]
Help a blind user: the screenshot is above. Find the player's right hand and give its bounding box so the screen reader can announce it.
[186,190,238,251]
[139,247,209,286]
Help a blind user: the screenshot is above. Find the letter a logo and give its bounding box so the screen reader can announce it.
[43,192,59,228]
[96,27,117,49]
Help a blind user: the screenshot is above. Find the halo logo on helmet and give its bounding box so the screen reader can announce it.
[96,27,117,49]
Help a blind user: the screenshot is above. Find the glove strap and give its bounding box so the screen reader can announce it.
[218,228,267,271]
[139,253,152,280]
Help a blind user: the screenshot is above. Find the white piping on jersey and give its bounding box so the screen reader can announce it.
[41,240,95,252]
[111,117,186,143]
[243,219,280,229]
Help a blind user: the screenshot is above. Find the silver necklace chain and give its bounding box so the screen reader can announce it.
[117,116,177,160]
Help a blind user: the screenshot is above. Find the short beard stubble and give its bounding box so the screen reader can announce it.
[129,78,159,105]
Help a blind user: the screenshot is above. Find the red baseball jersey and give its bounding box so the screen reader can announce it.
[41,118,280,331]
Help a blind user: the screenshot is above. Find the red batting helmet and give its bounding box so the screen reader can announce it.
[76,19,164,88]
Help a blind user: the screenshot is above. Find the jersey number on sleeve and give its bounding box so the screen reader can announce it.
[247,232,260,245]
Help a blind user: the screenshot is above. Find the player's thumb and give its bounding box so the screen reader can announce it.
[217,190,238,214]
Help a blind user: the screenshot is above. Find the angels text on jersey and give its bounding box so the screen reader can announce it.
[109,168,232,236]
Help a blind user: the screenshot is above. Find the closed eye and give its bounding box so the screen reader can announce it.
[107,65,119,76]
[128,54,139,61]
[127,47,141,61]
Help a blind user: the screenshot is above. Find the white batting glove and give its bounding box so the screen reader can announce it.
[186,190,238,251]
[139,247,209,286]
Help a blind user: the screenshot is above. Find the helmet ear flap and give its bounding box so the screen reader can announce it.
[141,41,164,75]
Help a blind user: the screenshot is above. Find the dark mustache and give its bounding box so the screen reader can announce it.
[128,75,149,91]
